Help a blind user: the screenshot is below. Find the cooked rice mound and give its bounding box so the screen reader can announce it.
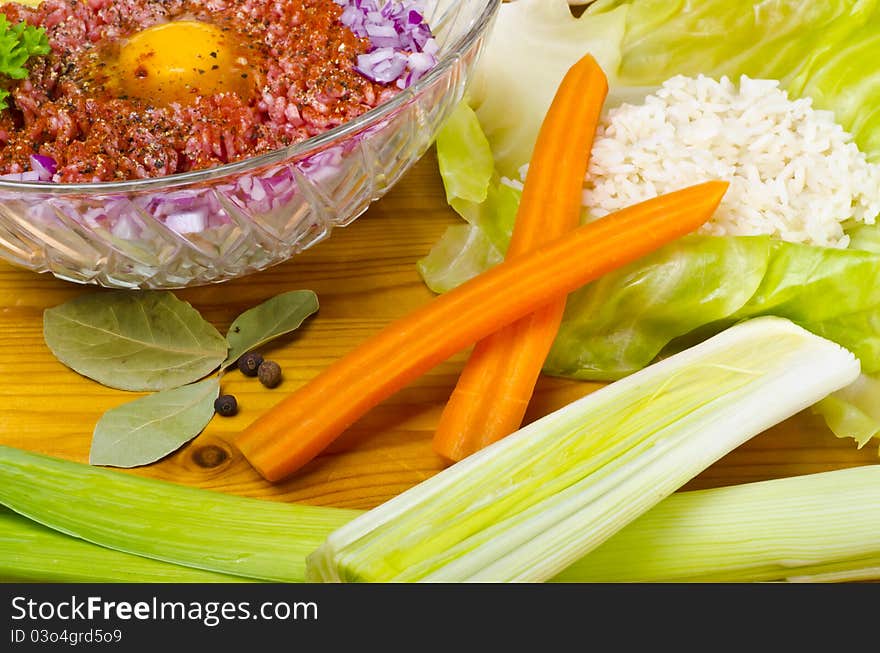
[516,75,880,249]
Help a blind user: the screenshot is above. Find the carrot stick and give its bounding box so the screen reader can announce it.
[433,54,607,462]
[234,181,728,482]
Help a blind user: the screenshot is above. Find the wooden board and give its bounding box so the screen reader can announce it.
[0,149,876,512]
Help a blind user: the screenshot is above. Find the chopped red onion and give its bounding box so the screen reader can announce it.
[336,0,438,87]
[408,51,435,74]
[30,154,57,181]
[0,154,58,181]
[0,170,41,181]
[423,37,439,56]
[356,48,408,84]
[165,210,208,235]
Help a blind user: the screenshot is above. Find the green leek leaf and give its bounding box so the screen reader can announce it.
[0,445,358,582]
[0,507,250,584]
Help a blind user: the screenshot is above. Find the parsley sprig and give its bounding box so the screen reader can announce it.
[0,14,49,111]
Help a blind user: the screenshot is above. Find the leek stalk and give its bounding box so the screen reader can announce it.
[306,317,860,582]
[0,507,249,583]
[1,447,878,583]
[552,465,880,583]
[0,446,359,583]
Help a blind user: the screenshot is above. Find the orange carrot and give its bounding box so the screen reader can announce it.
[234,181,729,482]
[433,54,607,462]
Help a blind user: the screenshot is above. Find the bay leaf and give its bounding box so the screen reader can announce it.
[90,378,220,468]
[223,289,319,367]
[43,290,227,391]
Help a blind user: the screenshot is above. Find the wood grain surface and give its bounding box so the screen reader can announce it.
[1,149,877,511]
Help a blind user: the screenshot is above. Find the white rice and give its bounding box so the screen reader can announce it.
[506,74,880,248]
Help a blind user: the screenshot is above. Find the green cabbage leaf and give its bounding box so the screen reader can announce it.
[421,0,880,450]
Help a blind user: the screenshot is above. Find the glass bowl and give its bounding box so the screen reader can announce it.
[0,0,500,289]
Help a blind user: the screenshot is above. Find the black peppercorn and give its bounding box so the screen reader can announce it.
[257,360,282,388]
[237,351,263,377]
[214,394,238,417]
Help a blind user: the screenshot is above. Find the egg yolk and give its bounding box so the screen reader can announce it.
[115,20,253,106]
